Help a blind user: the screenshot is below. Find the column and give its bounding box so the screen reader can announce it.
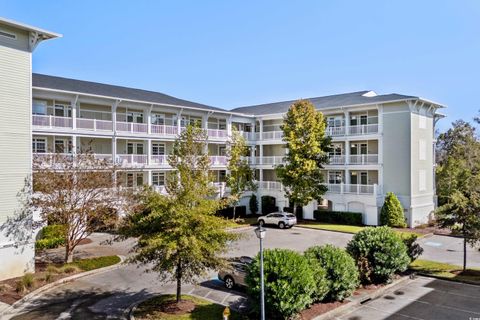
[259,144,263,165]
[344,110,350,135]
[226,117,232,136]
[345,140,350,165]
[259,120,263,140]
[112,101,118,134]
[112,137,117,164]
[345,169,350,185]
[147,139,152,165]
[71,97,77,130]
[176,112,182,134]
[147,170,152,186]
[71,135,77,154]
[147,106,152,134]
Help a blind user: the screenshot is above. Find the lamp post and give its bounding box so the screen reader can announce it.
[254,226,266,320]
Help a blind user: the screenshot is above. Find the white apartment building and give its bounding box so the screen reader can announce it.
[0,17,445,280]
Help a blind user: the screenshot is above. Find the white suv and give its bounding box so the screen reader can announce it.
[257,212,297,229]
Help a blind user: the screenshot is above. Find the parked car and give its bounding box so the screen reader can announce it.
[218,256,253,289]
[257,212,297,229]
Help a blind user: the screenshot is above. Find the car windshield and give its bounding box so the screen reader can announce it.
[286,214,295,218]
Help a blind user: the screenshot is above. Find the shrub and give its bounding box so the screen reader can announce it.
[15,281,25,293]
[249,194,258,215]
[45,273,53,283]
[246,249,317,318]
[380,192,407,228]
[304,245,359,301]
[400,233,424,262]
[20,273,35,289]
[46,265,60,274]
[217,205,247,219]
[36,224,66,251]
[35,238,65,251]
[61,265,81,274]
[313,210,363,226]
[346,226,410,284]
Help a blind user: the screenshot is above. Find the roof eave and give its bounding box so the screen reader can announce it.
[0,17,62,39]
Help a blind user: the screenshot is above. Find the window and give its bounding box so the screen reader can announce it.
[152,114,165,125]
[136,173,144,187]
[219,146,227,156]
[328,171,343,184]
[329,143,343,157]
[419,170,426,191]
[152,172,165,186]
[350,114,367,126]
[127,173,134,187]
[32,138,46,153]
[33,100,47,115]
[127,112,143,123]
[127,142,144,155]
[327,116,343,127]
[350,143,368,155]
[152,143,165,155]
[55,140,66,153]
[419,139,426,160]
[350,171,368,184]
[219,170,226,182]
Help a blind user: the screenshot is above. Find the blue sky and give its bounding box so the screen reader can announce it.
[2,1,479,131]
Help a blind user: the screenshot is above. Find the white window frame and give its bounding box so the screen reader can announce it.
[328,171,343,184]
[32,137,47,153]
[33,100,48,115]
[152,143,165,155]
[152,172,165,186]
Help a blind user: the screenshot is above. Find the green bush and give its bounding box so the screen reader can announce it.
[380,192,407,227]
[35,237,65,251]
[313,210,363,226]
[304,245,359,301]
[36,224,66,251]
[249,194,258,215]
[246,249,317,318]
[346,226,410,284]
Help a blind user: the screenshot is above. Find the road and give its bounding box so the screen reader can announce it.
[2,226,480,319]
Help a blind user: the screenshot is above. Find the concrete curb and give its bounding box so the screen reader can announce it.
[1,255,125,317]
[312,274,412,320]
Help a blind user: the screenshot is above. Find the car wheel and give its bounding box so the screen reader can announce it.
[278,222,285,229]
[258,220,265,227]
[224,276,235,289]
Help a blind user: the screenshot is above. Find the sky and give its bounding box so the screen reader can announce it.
[2,0,480,131]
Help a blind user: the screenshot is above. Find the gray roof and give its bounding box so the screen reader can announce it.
[231,91,418,115]
[32,73,226,112]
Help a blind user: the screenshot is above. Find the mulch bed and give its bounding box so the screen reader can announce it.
[299,300,348,319]
[159,299,196,315]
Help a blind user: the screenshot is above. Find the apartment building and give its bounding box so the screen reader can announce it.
[31,75,445,227]
[0,17,445,280]
[0,17,59,280]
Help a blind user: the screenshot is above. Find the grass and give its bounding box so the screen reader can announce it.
[66,255,121,271]
[410,259,480,284]
[296,221,424,237]
[134,294,247,319]
[225,217,259,229]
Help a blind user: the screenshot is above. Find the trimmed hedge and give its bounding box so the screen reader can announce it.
[36,224,66,251]
[313,210,363,226]
[380,192,406,227]
[36,237,65,251]
[217,205,247,219]
[246,249,319,318]
[346,226,410,284]
[304,245,359,301]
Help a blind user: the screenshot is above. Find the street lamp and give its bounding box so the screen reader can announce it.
[254,226,266,320]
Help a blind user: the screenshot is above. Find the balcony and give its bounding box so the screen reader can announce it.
[210,156,227,166]
[207,129,228,139]
[151,155,169,165]
[151,124,178,136]
[348,124,379,135]
[116,122,148,134]
[253,156,284,165]
[328,155,346,165]
[240,131,256,140]
[323,183,379,196]
[257,181,284,191]
[116,154,148,166]
[326,127,346,137]
[33,115,72,129]
[76,118,113,131]
[349,154,378,165]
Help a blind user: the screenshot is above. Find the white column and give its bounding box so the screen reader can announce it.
[147,170,152,186]
[112,102,118,134]
[259,120,264,140]
[345,140,350,165]
[345,169,350,185]
[71,98,77,130]
[147,106,152,134]
[147,139,152,165]
[176,112,182,134]
[344,110,350,135]
[112,137,117,163]
[226,117,232,136]
[259,144,263,165]
[71,135,77,154]
[259,169,264,182]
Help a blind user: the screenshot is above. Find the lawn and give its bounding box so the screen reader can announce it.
[133,294,247,320]
[410,259,480,284]
[66,255,121,271]
[296,221,423,237]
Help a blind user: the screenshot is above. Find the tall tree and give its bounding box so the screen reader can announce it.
[118,126,239,303]
[276,100,331,215]
[226,128,256,219]
[435,120,480,270]
[32,151,119,263]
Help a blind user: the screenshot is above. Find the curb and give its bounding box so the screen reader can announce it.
[294,225,356,235]
[2,255,125,317]
[226,225,255,232]
[312,274,411,320]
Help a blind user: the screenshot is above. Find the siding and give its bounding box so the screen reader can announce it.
[0,45,31,225]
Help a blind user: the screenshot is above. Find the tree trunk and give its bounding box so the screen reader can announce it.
[463,233,467,271]
[65,242,74,263]
[232,205,236,221]
[176,260,182,303]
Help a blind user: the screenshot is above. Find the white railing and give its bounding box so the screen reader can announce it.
[151,155,168,165]
[151,124,178,136]
[94,154,113,162]
[32,115,73,128]
[326,126,346,136]
[254,156,284,165]
[153,185,167,194]
[260,131,283,141]
[240,131,256,140]
[210,156,227,166]
[207,129,228,139]
[257,181,283,191]
[33,153,74,165]
[349,154,379,165]
[328,155,346,165]
[324,183,378,195]
[116,154,148,166]
[76,118,113,131]
[116,122,148,133]
[348,124,379,135]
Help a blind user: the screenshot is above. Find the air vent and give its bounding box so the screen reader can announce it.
[0,30,17,40]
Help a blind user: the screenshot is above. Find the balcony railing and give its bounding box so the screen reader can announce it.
[210,156,227,166]
[151,124,178,136]
[348,124,379,135]
[207,129,228,139]
[76,118,113,131]
[116,122,148,134]
[328,155,346,165]
[254,156,284,165]
[32,115,73,128]
[257,181,284,191]
[323,183,378,195]
[151,155,168,165]
[259,131,283,141]
[349,154,378,165]
[240,131,256,140]
[116,154,148,166]
[326,126,346,136]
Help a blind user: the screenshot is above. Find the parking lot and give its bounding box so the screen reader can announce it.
[336,276,480,320]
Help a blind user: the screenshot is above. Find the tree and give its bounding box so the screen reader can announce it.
[226,128,256,219]
[380,192,406,227]
[118,126,240,303]
[32,151,119,263]
[249,194,258,215]
[276,100,331,215]
[435,120,480,270]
